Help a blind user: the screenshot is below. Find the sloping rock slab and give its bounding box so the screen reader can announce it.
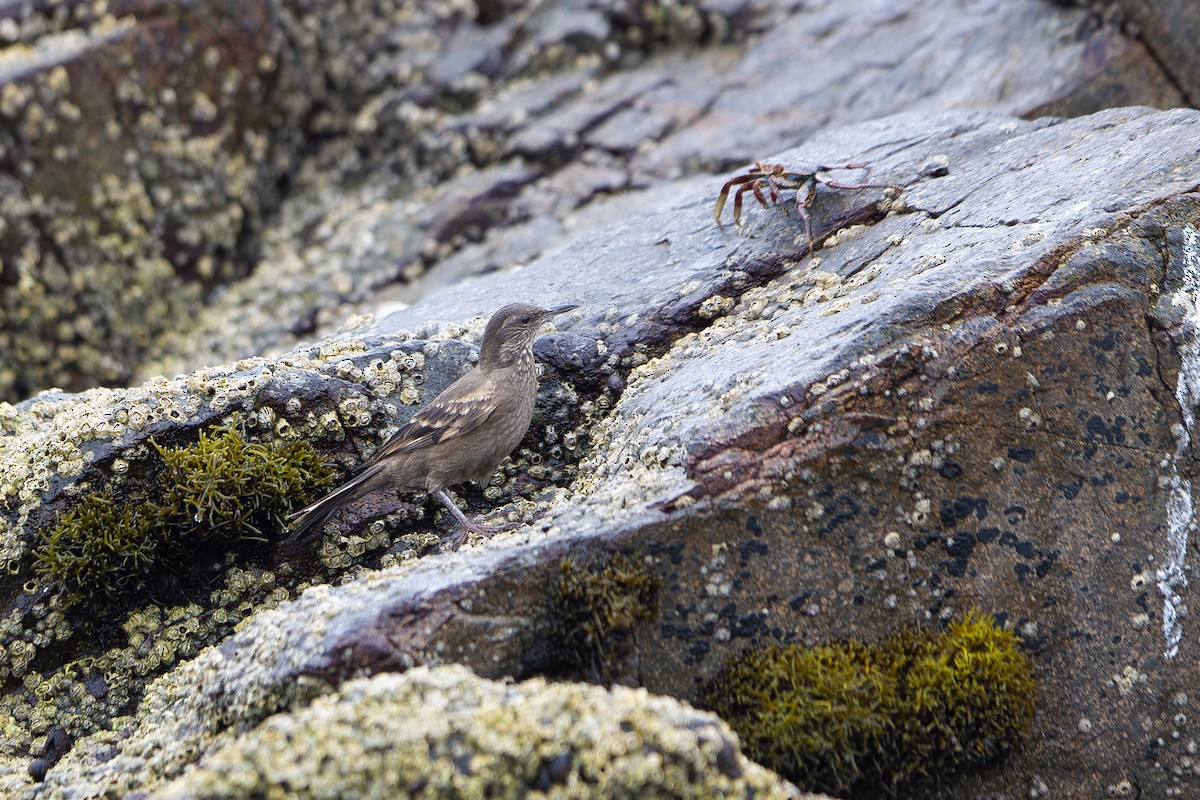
[143,0,1185,381]
[17,107,1200,797]
[240,108,1200,796]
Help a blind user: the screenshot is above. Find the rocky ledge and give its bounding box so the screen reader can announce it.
[3,1,1200,798]
[1,104,1198,797]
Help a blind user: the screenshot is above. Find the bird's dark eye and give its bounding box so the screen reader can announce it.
[519,315,531,324]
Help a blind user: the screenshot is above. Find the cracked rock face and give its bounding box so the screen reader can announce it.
[4,0,1200,798]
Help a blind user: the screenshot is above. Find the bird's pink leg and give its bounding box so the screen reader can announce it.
[435,489,516,547]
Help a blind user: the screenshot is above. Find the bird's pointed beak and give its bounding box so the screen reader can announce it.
[544,304,579,317]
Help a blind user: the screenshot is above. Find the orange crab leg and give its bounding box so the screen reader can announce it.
[733,182,755,230]
[714,173,764,226]
[820,161,899,192]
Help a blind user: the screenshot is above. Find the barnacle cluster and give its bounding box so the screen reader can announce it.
[1,415,322,757]
[543,552,661,684]
[699,610,1037,798]
[0,564,291,762]
[152,665,797,799]
[0,3,293,403]
[317,524,395,572]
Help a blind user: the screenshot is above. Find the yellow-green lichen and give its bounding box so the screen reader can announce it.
[704,638,897,792]
[895,612,1038,784]
[699,610,1036,798]
[545,552,660,683]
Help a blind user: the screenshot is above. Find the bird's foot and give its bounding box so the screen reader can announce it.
[432,489,521,549]
[442,519,520,549]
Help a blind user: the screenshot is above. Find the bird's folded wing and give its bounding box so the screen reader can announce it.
[367,380,499,462]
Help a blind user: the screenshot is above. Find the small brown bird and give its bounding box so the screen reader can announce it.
[284,302,578,552]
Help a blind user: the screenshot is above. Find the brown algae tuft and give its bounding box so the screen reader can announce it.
[543,552,660,683]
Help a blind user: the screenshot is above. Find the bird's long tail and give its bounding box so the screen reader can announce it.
[278,462,387,559]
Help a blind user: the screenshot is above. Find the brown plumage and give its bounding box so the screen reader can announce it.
[282,302,577,553]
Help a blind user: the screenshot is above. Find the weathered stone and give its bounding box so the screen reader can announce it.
[0,317,588,795]
[1115,0,1200,106]
[139,0,1184,386]
[3,0,1200,795]
[0,0,303,401]
[1,0,1181,405]
[7,106,1200,797]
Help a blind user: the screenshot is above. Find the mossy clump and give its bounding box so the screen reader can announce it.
[32,495,160,599]
[545,552,660,683]
[704,639,900,792]
[33,420,335,602]
[154,425,335,539]
[894,612,1037,784]
[699,610,1036,798]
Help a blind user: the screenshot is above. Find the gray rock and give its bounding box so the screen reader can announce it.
[7,106,1200,798]
[4,0,1200,796]
[1115,0,1200,105]
[138,0,1183,383]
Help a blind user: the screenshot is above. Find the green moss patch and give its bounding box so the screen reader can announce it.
[699,610,1037,798]
[154,425,335,540]
[6,420,335,760]
[33,419,335,603]
[32,494,160,599]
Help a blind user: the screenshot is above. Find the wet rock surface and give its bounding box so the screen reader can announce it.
[4,104,1199,798]
[3,0,1200,798]
[0,314,595,792]
[2,0,1181,401]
